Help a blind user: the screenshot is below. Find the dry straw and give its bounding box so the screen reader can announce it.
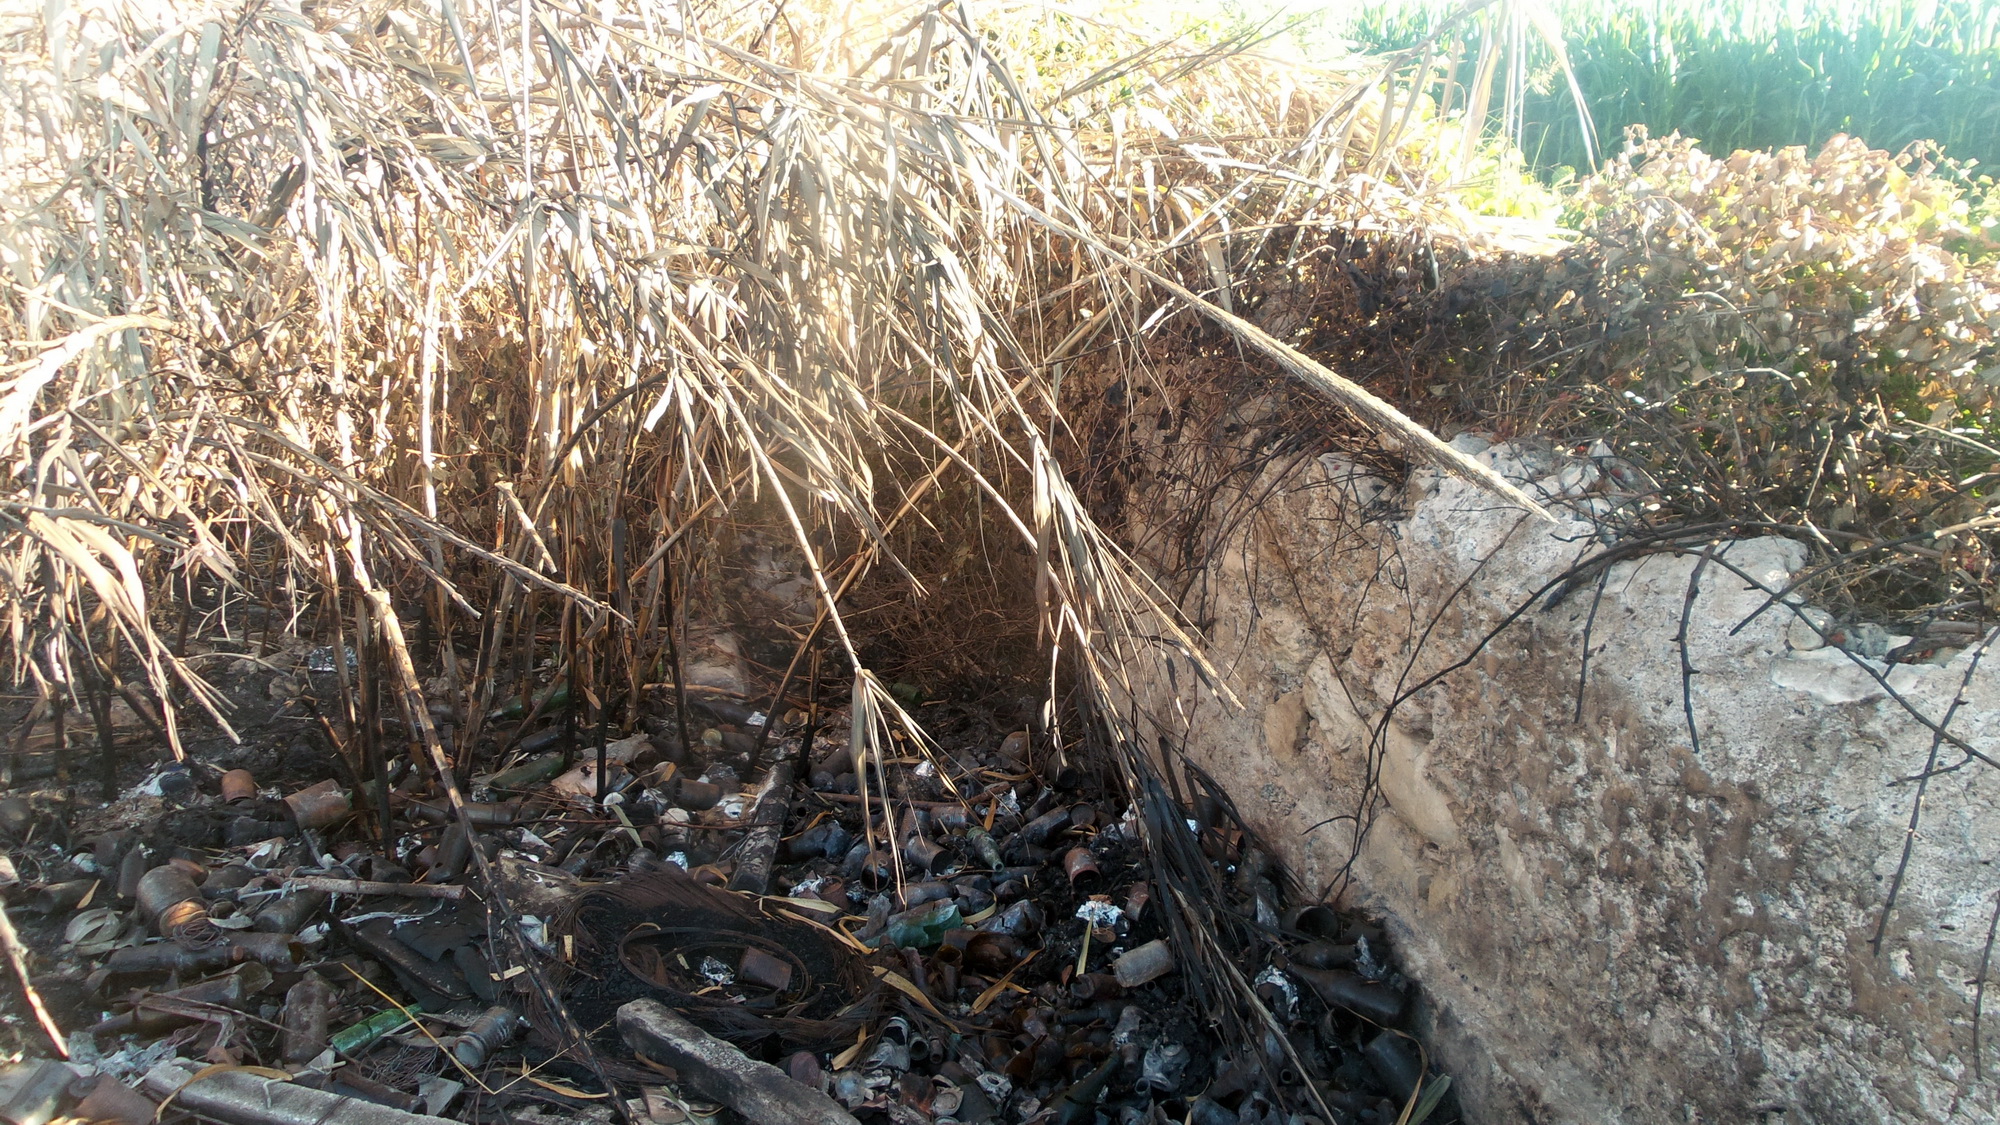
[0,0,1559,1105]
[0,0,1538,767]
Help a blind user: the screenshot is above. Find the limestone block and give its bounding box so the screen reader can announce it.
[1124,437,2000,1125]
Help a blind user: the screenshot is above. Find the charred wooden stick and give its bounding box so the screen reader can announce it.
[659,545,697,767]
[812,782,1008,812]
[618,1000,859,1125]
[142,1061,456,1125]
[76,627,121,801]
[0,900,67,1057]
[287,877,465,900]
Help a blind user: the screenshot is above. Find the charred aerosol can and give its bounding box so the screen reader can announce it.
[444,1005,522,1068]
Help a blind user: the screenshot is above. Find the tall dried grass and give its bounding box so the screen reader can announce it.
[0,0,1549,767]
[0,0,1573,1101]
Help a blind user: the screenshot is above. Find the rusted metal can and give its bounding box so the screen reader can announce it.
[1292,940,1357,970]
[902,835,944,874]
[897,881,953,910]
[1018,808,1071,847]
[964,932,1027,973]
[673,779,722,811]
[1363,1030,1423,1101]
[91,964,271,1035]
[116,845,151,901]
[201,864,256,898]
[281,972,334,1063]
[428,822,472,882]
[934,931,969,966]
[982,899,1043,939]
[780,821,848,862]
[997,730,1031,770]
[1069,972,1124,1001]
[1283,902,1341,939]
[737,947,794,993]
[253,888,325,934]
[850,846,894,888]
[1111,938,1174,988]
[406,799,518,828]
[284,780,351,831]
[220,769,257,803]
[954,884,995,916]
[102,943,239,980]
[228,931,308,969]
[1062,846,1100,886]
[1290,963,1404,1025]
[135,865,214,944]
[1124,880,1152,921]
[31,879,97,914]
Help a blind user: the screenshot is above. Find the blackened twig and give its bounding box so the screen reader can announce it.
[1974,888,2000,1081]
[1574,565,1611,723]
[1676,545,1717,757]
[660,542,696,768]
[1871,627,1997,955]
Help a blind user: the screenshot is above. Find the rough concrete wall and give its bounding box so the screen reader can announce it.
[1126,437,2000,1125]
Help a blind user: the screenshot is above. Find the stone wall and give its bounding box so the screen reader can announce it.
[1123,436,2000,1124]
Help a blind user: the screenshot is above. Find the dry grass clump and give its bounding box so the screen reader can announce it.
[1565,131,2000,415]
[1400,130,2000,622]
[0,0,1555,752]
[1513,133,1995,612]
[1056,126,2000,629]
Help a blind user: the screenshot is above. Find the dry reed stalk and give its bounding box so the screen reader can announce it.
[0,899,65,1058]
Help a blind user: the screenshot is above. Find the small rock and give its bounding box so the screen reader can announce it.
[997,730,1031,771]
[1547,460,1600,499]
[1449,432,1494,456]
[1786,607,1832,651]
[1835,620,1905,660]
[0,797,33,838]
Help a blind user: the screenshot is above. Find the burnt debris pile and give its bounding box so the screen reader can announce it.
[0,669,1455,1125]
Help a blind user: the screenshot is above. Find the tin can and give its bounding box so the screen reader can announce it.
[284,780,351,831]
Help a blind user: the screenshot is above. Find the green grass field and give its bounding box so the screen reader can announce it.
[1336,0,2000,175]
